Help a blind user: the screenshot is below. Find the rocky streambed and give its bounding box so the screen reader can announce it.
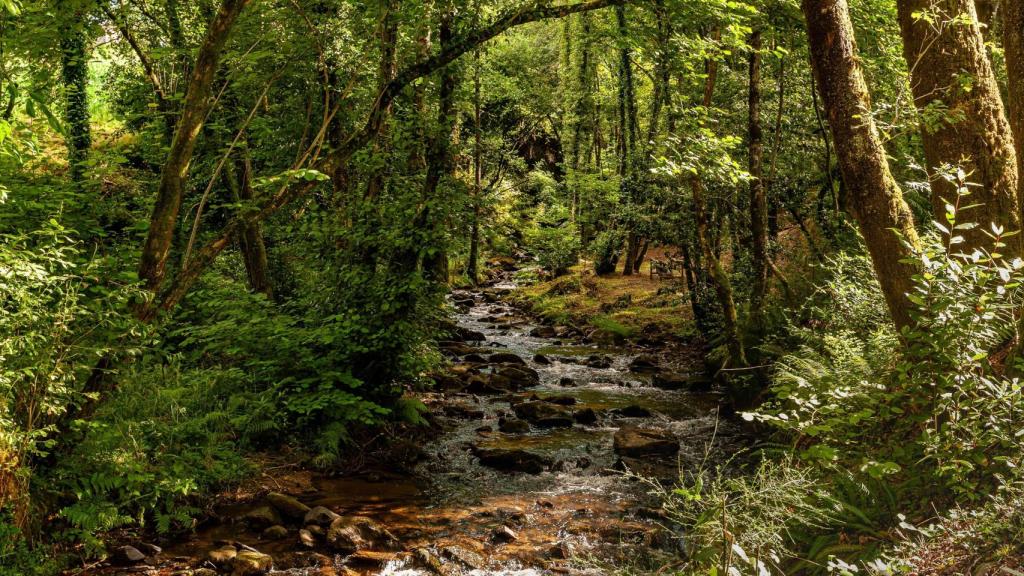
[95,285,746,576]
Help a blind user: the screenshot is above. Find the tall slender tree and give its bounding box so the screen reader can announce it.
[748,29,769,322]
[58,0,91,184]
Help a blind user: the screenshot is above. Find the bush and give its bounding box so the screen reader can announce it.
[588,229,623,275]
[525,205,580,276]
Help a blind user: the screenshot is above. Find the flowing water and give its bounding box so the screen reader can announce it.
[136,286,745,576]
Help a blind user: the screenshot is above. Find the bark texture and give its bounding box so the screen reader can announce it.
[1004,1,1024,189]
[803,0,921,329]
[138,0,251,298]
[58,1,91,184]
[748,29,769,321]
[897,0,1020,254]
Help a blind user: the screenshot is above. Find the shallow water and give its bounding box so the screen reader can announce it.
[153,288,742,576]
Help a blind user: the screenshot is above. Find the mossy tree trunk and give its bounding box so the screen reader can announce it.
[58,0,91,184]
[896,0,1021,256]
[802,0,921,330]
[1003,2,1024,189]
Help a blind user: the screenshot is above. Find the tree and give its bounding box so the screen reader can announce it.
[1004,1,1024,186]
[896,0,1021,255]
[57,0,91,184]
[802,0,921,329]
[748,28,769,322]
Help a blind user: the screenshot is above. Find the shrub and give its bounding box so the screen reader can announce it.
[588,229,623,275]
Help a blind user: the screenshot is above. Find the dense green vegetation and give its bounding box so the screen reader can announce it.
[3,0,1024,573]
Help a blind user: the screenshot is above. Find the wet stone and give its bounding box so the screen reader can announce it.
[498,417,530,433]
[231,550,273,576]
[613,426,679,458]
[298,528,316,548]
[558,376,577,387]
[628,355,659,374]
[304,505,341,526]
[610,405,652,418]
[488,352,526,365]
[266,492,311,520]
[492,525,518,543]
[242,505,281,529]
[261,525,289,540]
[465,373,514,394]
[573,407,599,425]
[585,355,613,369]
[512,400,574,428]
[472,446,552,474]
[110,545,146,565]
[533,353,551,364]
[529,326,557,338]
[206,545,238,569]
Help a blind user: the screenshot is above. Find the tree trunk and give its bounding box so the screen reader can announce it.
[138,0,251,301]
[748,30,770,322]
[420,2,457,283]
[897,0,1020,256]
[468,19,483,285]
[223,149,273,298]
[691,34,746,366]
[364,0,399,201]
[803,0,921,330]
[58,0,90,184]
[1004,1,1024,188]
[616,4,639,276]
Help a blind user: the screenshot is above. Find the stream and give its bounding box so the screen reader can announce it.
[103,284,746,576]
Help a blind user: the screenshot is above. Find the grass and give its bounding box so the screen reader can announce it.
[514,252,694,342]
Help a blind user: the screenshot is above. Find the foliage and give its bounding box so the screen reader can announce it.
[525,204,581,276]
[588,229,624,275]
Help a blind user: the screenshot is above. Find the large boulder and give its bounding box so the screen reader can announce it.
[512,401,574,428]
[613,426,679,458]
[472,446,552,474]
[266,492,311,520]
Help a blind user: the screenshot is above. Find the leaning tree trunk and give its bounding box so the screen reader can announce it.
[803,0,921,330]
[1004,2,1024,189]
[58,0,91,185]
[896,0,1021,256]
[748,29,770,323]
[138,0,251,302]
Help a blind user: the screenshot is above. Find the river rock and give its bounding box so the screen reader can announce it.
[134,542,161,556]
[472,446,552,474]
[439,341,478,356]
[653,372,714,391]
[110,545,146,565]
[299,528,317,548]
[512,401,574,428]
[455,327,486,341]
[529,326,557,338]
[493,364,539,387]
[440,545,485,570]
[465,373,513,394]
[266,492,311,520]
[585,355,613,369]
[304,506,341,526]
[207,545,238,569]
[463,353,487,363]
[489,352,526,365]
[610,404,652,418]
[326,517,396,554]
[532,353,551,364]
[492,525,518,543]
[243,505,282,528]
[573,407,598,425]
[347,550,397,567]
[231,550,273,576]
[262,525,289,540]
[628,355,659,374]
[544,395,577,406]
[558,377,577,387]
[498,417,530,433]
[613,426,679,457]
